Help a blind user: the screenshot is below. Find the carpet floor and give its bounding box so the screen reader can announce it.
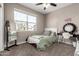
[0,43,75,56]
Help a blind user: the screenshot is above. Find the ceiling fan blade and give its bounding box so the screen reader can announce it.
[50,3,57,6]
[36,3,43,5]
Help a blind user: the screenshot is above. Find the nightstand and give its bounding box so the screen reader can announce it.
[57,33,63,43]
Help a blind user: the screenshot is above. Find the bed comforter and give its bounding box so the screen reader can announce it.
[27,35,58,50]
[37,35,58,50]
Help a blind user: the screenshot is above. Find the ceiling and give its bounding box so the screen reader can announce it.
[20,3,72,14]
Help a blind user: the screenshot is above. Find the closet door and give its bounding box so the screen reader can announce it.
[0,3,4,51]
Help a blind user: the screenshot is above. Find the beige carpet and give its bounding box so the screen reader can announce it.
[0,43,75,56]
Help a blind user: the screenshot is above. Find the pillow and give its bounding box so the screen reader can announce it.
[50,32,56,36]
[43,31,51,36]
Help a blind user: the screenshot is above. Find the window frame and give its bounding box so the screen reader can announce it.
[14,8,37,32]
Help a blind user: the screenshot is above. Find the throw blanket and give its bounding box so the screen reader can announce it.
[37,35,58,50]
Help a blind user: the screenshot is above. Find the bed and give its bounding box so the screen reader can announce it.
[27,28,58,50]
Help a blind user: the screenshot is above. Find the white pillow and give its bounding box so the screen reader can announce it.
[43,31,51,36]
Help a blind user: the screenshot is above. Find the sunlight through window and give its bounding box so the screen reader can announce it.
[14,9,37,31]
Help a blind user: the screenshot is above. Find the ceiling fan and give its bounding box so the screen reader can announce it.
[36,3,57,10]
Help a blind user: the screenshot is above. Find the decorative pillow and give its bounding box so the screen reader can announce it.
[43,31,51,36]
[50,32,56,36]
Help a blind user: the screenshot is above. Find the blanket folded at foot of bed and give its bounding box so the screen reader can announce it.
[37,35,58,50]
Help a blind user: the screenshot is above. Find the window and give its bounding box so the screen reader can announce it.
[14,9,37,31]
[28,15,36,31]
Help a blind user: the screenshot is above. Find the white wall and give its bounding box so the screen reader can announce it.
[0,3,4,51]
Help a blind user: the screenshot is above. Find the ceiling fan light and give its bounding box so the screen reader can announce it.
[43,3,50,8]
[46,4,50,8]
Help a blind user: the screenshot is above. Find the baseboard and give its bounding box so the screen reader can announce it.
[60,42,73,46]
[63,42,72,45]
[2,41,26,51]
[17,41,26,45]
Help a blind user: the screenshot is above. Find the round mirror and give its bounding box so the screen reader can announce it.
[63,23,76,33]
[65,25,74,32]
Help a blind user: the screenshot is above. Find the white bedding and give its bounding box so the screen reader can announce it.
[27,35,48,44]
[27,28,57,44]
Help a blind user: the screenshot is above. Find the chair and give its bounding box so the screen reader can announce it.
[62,32,73,44]
[62,32,72,39]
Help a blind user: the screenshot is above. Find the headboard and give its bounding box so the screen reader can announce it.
[45,28,58,33]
